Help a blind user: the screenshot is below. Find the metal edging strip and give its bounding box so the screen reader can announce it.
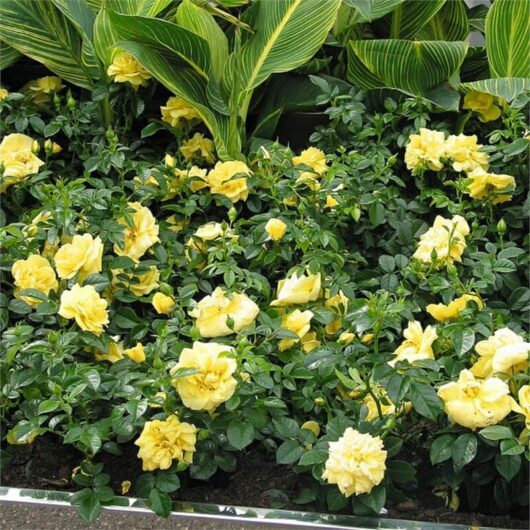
[0,487,510,530]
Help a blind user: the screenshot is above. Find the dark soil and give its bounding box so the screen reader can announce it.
[1,435,528,529]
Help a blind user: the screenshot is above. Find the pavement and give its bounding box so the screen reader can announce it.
[0,504,303,530]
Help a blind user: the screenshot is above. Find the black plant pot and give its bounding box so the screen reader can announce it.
[275,110,329,150]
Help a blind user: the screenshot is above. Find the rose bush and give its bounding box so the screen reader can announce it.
[0,62,528,525]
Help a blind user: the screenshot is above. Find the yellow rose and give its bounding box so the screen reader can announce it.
[0,133,44,191]
[278,309,314,351]
[270,271,321,307]
[466,168,515,204]
[180,133,215,163]
[189,287,259,338]
[427,294,483,321]
[301,331,320,352]
[463,91,502,122]
[471,328,530,378]
[0,88,8,100]
[338,331,355,345]
[438,369,515,430]
[94,340,124,363]
[389,321,437,367]
[512,385,530,428]
[152,292,175,314]
[124,342,146,363]
[293,147,328,185]
[11,255,58,307]
[360,389,396,421]
[324,195,339,209]
[444,134,489,173]
[114,202,160,261]
[301,420,320,437]
[185,222,237,260]
[171,341,237,411]
[206,160,251,203]
[107,52,151,88]
[24,76,63,105]
[413,215,469,267]
[323,428,386,497]
[404,128,446,174]
[54,234,103,282]
[166,215,188,233]
[160,96,201,128]
[58,284,109,335]
[265,218,287,242]
[135,415,197,471]
[113,266,160,296]
[162,164,207,196]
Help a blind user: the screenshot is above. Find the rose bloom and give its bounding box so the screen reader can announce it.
[114,202,160,261]
[438,369,515,430]
[471,328,530,378]
[107,52,151,88]
[206,160,251,203]
[166,215,188,234]
[160,96,200,128]
[189,287,259,338]
[135,415,197,471]
[357,388,396,421]
[463,91,502,122]
[513,385,530,428]
[0,133,44,191]
[185,222,237,259]
[94,340,124,363]
[270,271,321,307]
[279,309,314,351]
[466,168,515,204]
[427,294,483,321]
[124,342,146,363]
[113,266,160,296]
[25,76,63,105]
[389,321,437,367]
[292,147,328,185]
[324,195,339,209]
[54,234,103,281]
[0,88,8,100]
[444,134,489,173]
[413,215,469,267]
[11,254,58,307]
[265,218,287,241]
[171,341,237,411]
[324,289,349,335]
[180,133,215,164]
[404,128,446,174]
[338,331,355,345]
[152,292,175,314]
[323,428,387,497]
[59,284,109,335]
[301,331,321,352]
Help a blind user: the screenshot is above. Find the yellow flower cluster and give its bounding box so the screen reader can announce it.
[463,91,503,123]
[135,415,197,471]
[189,287,259,338]
[54,234,103,281]
[389,321,437,366]
[113,266,160,297]
[161,97,201,128]
[11,255,58,307]
[427,294,483,321]
[206,160,251,203]
[444,134,489,173]
[413,215,469,267]
[279,309,314,351]
[405,128,446,174]
[292,147,328,189]
[323,427,387,496]
[0,133,44,191]
[171,341,237,411]
[180,133,215,164]
[271,271,321,306]
[24,76,63,105]
[466,168,515,204]
[107,52,151,88]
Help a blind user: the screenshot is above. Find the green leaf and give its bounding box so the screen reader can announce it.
[135,474,155,498]
[451,328,475,357]
[452,433,477,471]
[387,0,446,40]
[0,0,94,88]
[357,484,386,514]
[155,471,180,493]
[276,439,304,464]
[460,77,530,102]
[343,0,404,22]
[410,382,442,420]
[78,492,101,523]
[386,460,416,483]
[348,39,468,99]
[298,449,328,466]
[495,453,521,482]
[418,0,469,41]
[430,434,454,464]
[149,489,172,517]
[500,438,525,456]
[0,42,21,69]
[486,0,530,78]
[479,425,513,441]
[38,400,60,415]
[227,420,255,450]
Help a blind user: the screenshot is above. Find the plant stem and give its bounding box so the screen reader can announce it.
[100,97,112,127]
[455,111,471,134]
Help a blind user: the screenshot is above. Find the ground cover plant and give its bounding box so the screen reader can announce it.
[0,0,529,526]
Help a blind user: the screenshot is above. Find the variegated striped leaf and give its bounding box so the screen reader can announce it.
[486,0,530,78]
[0,0,93,88]
[0,42,21,70]
[417,0,469,42]
[460,78,530,102]
[87,0,173,16]
[342,0,404,22]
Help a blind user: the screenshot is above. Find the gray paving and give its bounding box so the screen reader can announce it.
[0,504,300,530]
